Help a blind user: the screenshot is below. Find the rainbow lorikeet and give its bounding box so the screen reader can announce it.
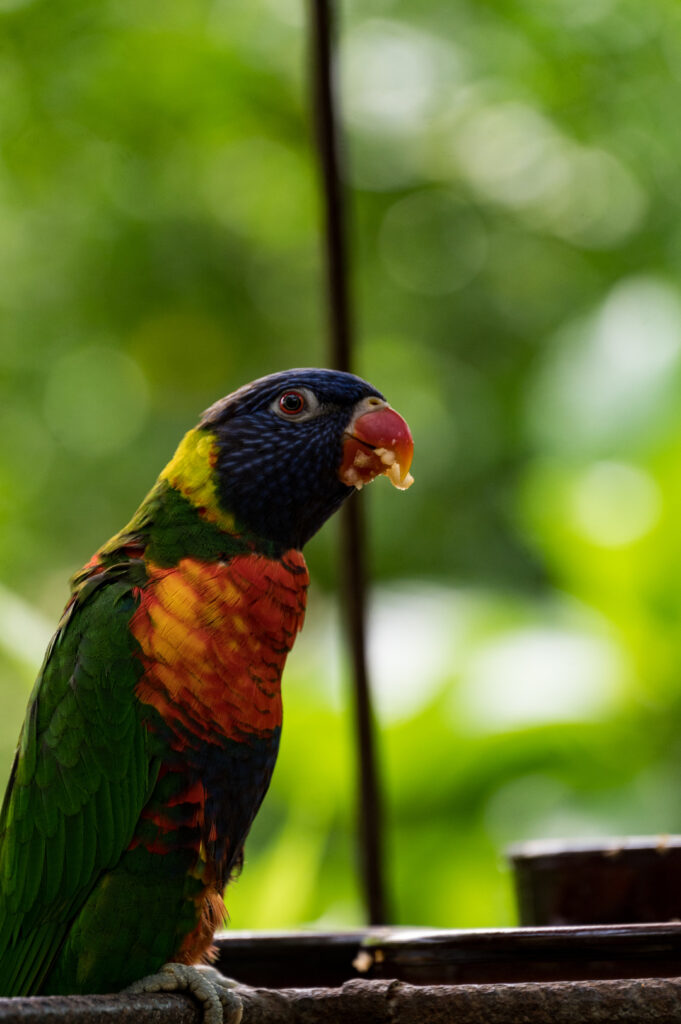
[0,369,413,1009]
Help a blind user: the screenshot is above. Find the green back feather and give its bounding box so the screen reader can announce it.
[0,569,159,996]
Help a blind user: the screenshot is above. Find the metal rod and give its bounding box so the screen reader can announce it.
[308,0,389,925]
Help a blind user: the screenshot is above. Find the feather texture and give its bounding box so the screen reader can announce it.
[0,577,158,994]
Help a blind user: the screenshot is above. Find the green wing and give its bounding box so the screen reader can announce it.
[0,571,159,996]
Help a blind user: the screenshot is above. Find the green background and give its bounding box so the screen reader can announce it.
[2,0,681,929]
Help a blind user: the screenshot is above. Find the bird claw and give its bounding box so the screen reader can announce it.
[196,964,243,1020]
[125,962,243,1024]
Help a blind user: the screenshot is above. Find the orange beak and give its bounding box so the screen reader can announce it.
[339,404,414,491]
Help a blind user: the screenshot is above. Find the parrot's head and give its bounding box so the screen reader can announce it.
[162,368,413,551]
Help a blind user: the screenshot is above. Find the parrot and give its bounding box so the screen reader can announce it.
[0,369,413,1015]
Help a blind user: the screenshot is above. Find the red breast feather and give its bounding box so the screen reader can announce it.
[131,550,308,747]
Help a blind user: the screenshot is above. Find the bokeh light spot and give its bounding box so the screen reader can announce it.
[454,102,571,211]
[452,102,646,249]
[548,147,647,250]
[200,138,315,250]
[368,586,467,723]
[341,19,460,134]
[597,276,681,373]
[527,276,681,454]
[571,461,661,548]
[459,626,626,729]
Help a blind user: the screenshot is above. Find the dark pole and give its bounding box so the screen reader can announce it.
[308,0,389,925]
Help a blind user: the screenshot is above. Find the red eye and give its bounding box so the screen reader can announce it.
[279,390,305,415]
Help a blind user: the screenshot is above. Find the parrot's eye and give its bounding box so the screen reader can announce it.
[270,385,319,421]
[278,391,306,415]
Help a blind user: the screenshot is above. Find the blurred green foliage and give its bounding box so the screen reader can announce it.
[2,0,681,929]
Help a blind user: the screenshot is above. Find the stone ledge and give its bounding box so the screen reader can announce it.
[1,976,681,1024]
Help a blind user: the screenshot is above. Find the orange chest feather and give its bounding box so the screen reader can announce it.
[130,551,308,744]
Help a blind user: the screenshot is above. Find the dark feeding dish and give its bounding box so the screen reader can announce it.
[357,923,681,986]
[209,921,681,989]
[508,835,681,927]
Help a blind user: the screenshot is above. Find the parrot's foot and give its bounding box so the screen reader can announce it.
[125,962,243,1024]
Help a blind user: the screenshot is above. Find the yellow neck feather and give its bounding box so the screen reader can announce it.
[160,428,236,533]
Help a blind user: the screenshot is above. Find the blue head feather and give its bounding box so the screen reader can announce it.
[201,369,384,550]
